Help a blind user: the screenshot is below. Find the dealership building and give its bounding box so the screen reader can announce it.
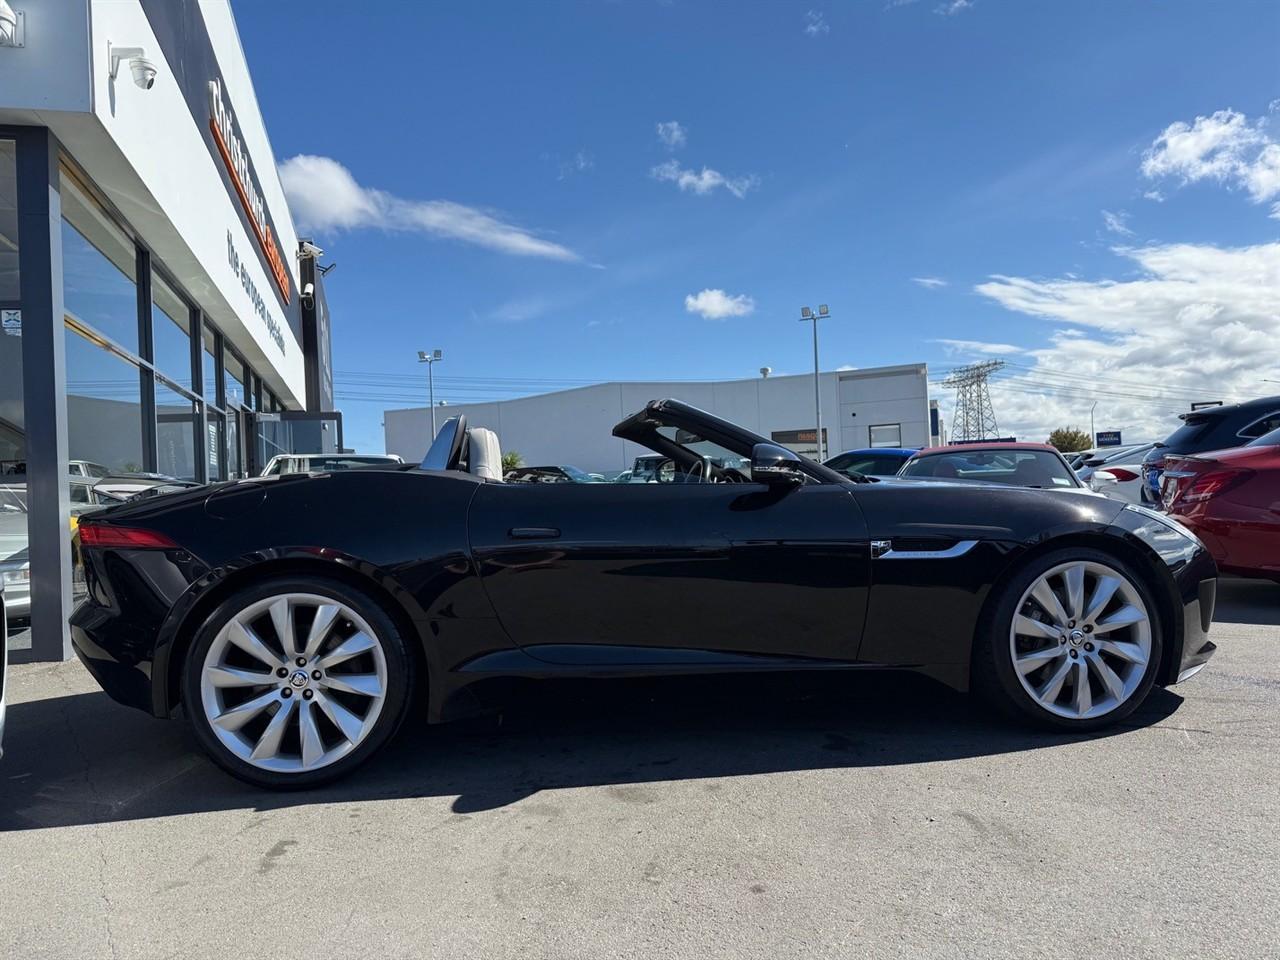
[1,0,336,660]
[385,363,939,473]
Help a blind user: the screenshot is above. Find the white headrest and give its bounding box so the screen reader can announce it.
[469,428,503,481]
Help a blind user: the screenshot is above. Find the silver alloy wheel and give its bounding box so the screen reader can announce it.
[199,592,388,773]
[1008,560,1152,720]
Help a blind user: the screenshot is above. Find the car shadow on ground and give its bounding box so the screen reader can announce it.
[1214,577,1280,627]
[0,669,1184,832]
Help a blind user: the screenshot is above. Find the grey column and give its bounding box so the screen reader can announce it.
[16,127,73,661]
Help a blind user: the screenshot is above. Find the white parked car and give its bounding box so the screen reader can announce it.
[1077,443,1156,485]
[260,453,404,477]
[1088,448,1154,503]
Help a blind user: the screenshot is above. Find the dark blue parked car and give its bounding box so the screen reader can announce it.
[823,447,918,479]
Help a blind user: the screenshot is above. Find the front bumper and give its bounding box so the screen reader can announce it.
[1172,577,1217,683]
[1112,503,1218,686]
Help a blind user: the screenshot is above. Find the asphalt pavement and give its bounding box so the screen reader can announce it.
[1,579,1277,959]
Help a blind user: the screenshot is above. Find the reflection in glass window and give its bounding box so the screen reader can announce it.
[0,140,18,301]
[868,424,903,449]
[60,174,138,352]
[156,379,197,481]
[224,346,245,408]
[206,415,224,481]
[65,325,144,473]
[202,325,218,403]
[152,272,192,391]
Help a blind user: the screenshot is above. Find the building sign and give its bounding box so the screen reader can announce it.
[1095,430,1123,447]
[1,309,19,337]
[208,79,291,306]
[227,231,285,355]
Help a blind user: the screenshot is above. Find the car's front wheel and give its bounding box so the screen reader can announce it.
[183,577,414,789]
[975,547,1161,730]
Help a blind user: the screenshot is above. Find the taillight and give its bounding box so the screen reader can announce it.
[78,522,178,550]
[1181,467,1254,503]
[1106,467,1139,482]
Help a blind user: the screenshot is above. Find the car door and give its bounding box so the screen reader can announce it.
[468,479,870,663]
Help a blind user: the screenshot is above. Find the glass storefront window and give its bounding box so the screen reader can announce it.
[152,272,193,392]
[155,379,197,481]
[60,174,139,353]
[202,325,218,403]
[0,140,18,301]
[224,346,245,409]
[65,326,144,473]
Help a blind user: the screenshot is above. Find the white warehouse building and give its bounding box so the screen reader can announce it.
[384,363,939,474]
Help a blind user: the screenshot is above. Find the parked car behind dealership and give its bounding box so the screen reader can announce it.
[898,443,1083,489]
[1161,426,1280,581]
[1077,442,1157,485]
[0,478,125,624]
[506,465,602,483]
[1142,397,1280,504]
[824,447,917,479]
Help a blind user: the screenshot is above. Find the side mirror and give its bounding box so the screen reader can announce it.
[751,443,805,486]
[1090,470,1118,491]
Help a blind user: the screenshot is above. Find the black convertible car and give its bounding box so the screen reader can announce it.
[71,400,1218,789]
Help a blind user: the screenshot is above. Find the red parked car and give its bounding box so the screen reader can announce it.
[1162,427,1280,581]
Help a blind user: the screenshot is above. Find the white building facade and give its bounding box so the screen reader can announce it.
[385,363,934,473]
[1,0,335,659]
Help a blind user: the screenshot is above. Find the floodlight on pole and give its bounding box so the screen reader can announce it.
[416,349,444,437]
[798,304,832,460]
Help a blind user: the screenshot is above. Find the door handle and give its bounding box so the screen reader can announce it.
[508,527,561,540]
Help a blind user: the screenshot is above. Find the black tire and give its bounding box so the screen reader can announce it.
[972,547,1162,732]
[182,577,415,789]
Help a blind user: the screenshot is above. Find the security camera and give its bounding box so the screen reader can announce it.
[298,240,325,260]
[301,282,315,310]
[130,57,157,89]
[109,44,158,90]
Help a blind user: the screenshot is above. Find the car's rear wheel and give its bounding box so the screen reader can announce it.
[183,577,413,789]
[975,548,1161,730]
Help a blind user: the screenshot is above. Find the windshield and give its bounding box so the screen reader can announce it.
[656,425,750,471]
[561,465,590,480]
[901,449,1076,488]
[826,452,905,478]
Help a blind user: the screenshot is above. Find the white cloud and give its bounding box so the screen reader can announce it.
[656,121,687,151]
[969,241,1280,441]
[1101,209,1133,236]
[1142,189,1165,203]
[912,276,948,289]
[684,288,756,320]
[804,10,830,36]
[934,338,1023,356]
[556,151,594,180]
[651,159,760,198]
[1141,108,1280,218]
[935,0,974,14]
[278,154,580,262]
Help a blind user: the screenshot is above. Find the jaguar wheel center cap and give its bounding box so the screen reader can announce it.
[1069,629,1085,646]
[289,670,310,689]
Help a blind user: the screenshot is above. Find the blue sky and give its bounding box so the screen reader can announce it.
[233,0,1280,452]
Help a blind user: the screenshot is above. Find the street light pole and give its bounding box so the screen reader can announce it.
[417,349,444,438]
[799,304,831,460]
[1090,400,1098,446]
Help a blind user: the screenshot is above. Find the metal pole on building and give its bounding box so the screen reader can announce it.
[417,349,443,438]
[799,305,830,460]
